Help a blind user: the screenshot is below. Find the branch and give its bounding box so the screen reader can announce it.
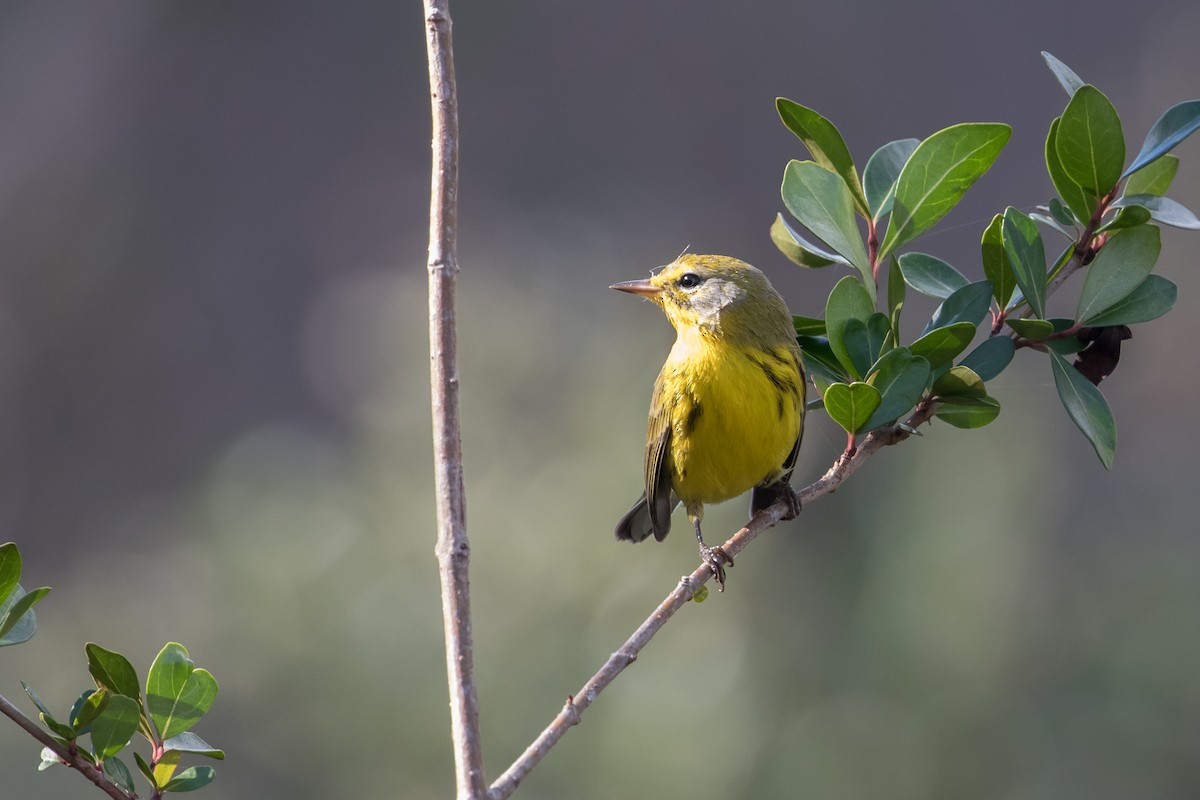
[0,693,132,800]
[488,402,935,799]
[424,2,487,799]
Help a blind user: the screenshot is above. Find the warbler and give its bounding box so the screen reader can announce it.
[612,254,805,590]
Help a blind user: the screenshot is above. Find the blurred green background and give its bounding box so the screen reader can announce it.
[2,2,1199,798]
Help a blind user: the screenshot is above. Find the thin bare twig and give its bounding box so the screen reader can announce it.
[0,693,131,800]
[488,402,935,799]
[424,2,487,799]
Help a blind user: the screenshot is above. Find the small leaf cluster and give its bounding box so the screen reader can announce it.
[24,642,222,796]
[774,53,1198,466]
[0,542,51,648]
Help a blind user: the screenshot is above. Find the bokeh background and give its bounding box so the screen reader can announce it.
[2,2,1199,798]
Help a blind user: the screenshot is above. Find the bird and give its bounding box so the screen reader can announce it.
[611,254,806,590]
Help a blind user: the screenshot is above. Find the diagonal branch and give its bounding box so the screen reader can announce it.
[424,1,487,799]
[487,402,935,799]
[0,693,131,800]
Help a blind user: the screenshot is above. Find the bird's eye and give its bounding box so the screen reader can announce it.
[677,273,703,290]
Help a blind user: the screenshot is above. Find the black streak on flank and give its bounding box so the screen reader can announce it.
[684,401,704,435]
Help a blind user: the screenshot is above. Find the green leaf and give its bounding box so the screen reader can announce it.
[1044,318,1089,356]
[959,336,1014,381]
[90,694,140,761]
[879,122,1011,259]
[1124,100,1200,178]
[1056,85,1125,195]
[864,348,930,430]
[897,252,969,299]
[841,318,875,379]
[1083,274,1176,326]
[164,731,226,760]
[980,214,1015,309]
[770,213,848,268]
[1042,51,1085,96]
[776,98,869,216]
[886,254,905,331]
[22,682,54,718]
[798,338,850,384]
[1046,117,1100,224]
[909,322,976,368]
[1005,318,1055,340]
[0,585,50,644]
[924,281,993,335]
[162,765,217,793]
[793,315,826,336]
[1049,197,1077,227]
[0,543,19,604]
[825,276,875,379]
[44,713,78,742]
[1050,351,1116,468]
[1077,225,1161,323]
[87,644,143,704]
[936,396,1001,429]
[147,643,219,740]
[1097,205,1152,233]
[863,138,921,220]
[823,381,883,435]
[134,751,156,784]
[72,689,106,733]
[932,365,986,398]
[1112,194,1200,230]
[782,160,872,291]
[105,756,136,794]
[1002,207,1047,319]
[155,749,182,788]
[1123,154,1178,196]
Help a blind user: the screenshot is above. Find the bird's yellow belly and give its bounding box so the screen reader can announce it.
[664,344,802,508]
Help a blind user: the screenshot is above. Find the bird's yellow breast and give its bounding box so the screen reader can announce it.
[657,329,804,509]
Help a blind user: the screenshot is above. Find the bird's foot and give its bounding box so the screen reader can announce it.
[700,545,734,591]
[780,484,802,520]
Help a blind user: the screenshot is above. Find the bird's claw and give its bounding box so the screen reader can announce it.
[700,545,733,591]
[781,484,802,520]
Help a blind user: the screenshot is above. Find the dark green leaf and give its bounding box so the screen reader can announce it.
[0,543,19,604]
[1097,205,1152,232]
[135,750,157,784]
[932,365,986,398]
[980,214,1015,309]
[164,731,226,760]
[887,254,905,342]
[1044,318,1089,356]
[770,213,848,268]
[866,313,891,365]
[22,682,54,718]
[841,318,874,379]
[1077,225,1161,323]
[1041,51,1085,96]
[823,381,882,435]
[1005,318,1055,340]
[782,160,872,291]
[879,123,1011,258]
[1123,99,1200,178]
[1050,351,1116,468]
[162,765,217,793]
[1056,85,1125,195]
[777,98,869,215]
[863,138,921,220]
[825,276,875,378]
[909,322,976,368]
[1049,197,1077,227]
[864,349,930,430]
[147,643,218,741]
[897,252,969,299]
[1046,117,1101,224]
[924,281,993,335]
[87,643,142,703]
[1112,194,1200,230]
[793,315,826,336]
[798,339,850,384]
[104,756,136,794]
[0,585,50,644]
[43,713,78,742]
[1002,207,1047,319]
[90,694,140,761]
[935,396,1001,428]
[959,336,1015,381]
[1124,154,1178,196]
[72,689,106,733]
[1083,274,1176,326]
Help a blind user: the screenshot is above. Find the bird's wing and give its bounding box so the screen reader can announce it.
[644,376,674,541]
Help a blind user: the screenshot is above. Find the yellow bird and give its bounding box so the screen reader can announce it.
[612,254,806,590]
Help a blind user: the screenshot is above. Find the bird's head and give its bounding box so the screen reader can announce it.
[610,254,788,339]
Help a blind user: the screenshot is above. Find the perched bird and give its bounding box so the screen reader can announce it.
[611,254,806,590]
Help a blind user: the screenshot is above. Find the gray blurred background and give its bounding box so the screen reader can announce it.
[2,2,1199,798]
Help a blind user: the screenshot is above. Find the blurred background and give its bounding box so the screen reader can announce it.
[1,2,1198,798]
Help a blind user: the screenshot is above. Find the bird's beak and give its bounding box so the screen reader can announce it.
[610,278,660,298]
